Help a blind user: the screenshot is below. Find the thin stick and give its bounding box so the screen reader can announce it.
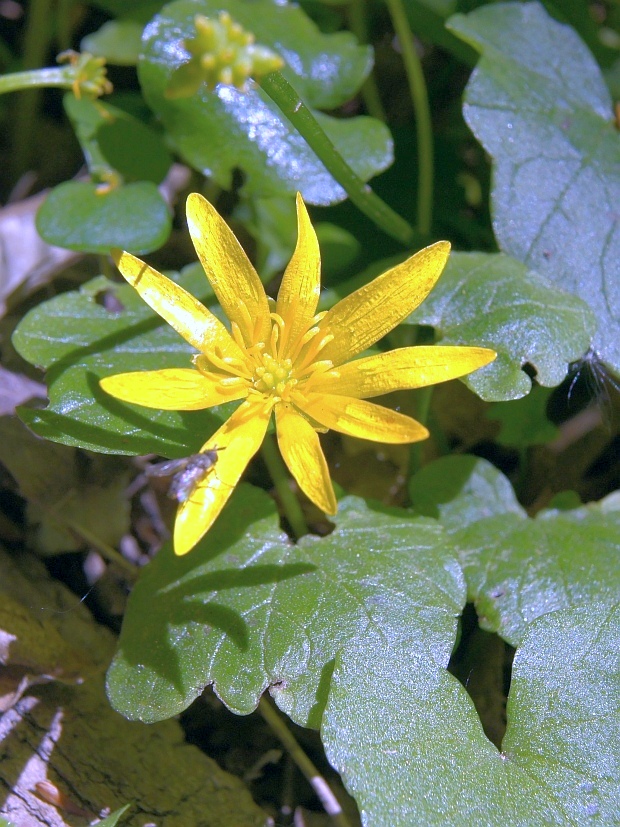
[258,697,352,827]
[385,0,434,235]
[261,434,308,539]
[259,71,414,246]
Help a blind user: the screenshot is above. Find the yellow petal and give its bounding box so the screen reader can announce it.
[173,400,271,555]
[301,393,429,444]
[186,193,271,347]
[275,403,337,515]
[112,250,243,360]
[275,194,321,356]
[100,369,247,410]
[312,346,497,399]
[317,241,451,365]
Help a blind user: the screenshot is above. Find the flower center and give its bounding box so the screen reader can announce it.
[252,353,296,401]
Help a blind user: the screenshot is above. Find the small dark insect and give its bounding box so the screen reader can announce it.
[147,450,219,502]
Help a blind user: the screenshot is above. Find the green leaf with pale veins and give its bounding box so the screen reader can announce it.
[407,252,595,400]
[410,456,620,646]
[12,270,231,456]
[138,0,393,204]
[107,489,464,724]
[108,477,620,824]
[456,494,620,646]
[448,2,620,377]
[409,454,526,530]
[324,602,620,826]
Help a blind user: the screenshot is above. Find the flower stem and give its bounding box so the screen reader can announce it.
[347,0,387,123]
[409,386,434,475]
[261,434,308,538]
[258,697,352,827]
[0,66,80,96]
[11,0,53,177]
[385,0,434,235]
[259,71,414,246]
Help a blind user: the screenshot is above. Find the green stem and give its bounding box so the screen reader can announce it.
[347,0,387,122]
[385,0,434,235]
[259,71,413,246]
[261,434,308,539]
[11,0,54,177]
[0,66,82,95]
[62,517,138,578]
[409,385,434,476]
[258,697,352,827]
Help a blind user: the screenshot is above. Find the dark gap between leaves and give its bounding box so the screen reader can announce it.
[448,603,515,750]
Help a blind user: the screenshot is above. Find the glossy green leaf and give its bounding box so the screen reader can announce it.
[407,252,595,400]
[457,494,620,646]
[36,181,171,254]
[409,455,526,530]
[12,271,229,456]
[65,95,172,185]
[487,385,559,448]
[107,477,620,823]
[324,602,620,826]
[138,0,392,203]
[107,490,463,724]
[237,196,360,281]
[97,117,172,184]
[411,456,620,645]
[448,2,620,377]
[81,20,143,65]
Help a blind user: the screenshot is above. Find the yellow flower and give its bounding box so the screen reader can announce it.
[100,194,495,555]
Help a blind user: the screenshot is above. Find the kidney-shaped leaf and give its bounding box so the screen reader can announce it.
[407,251,595,400]
[323,602,620,825]
[106,488,464,725]
[12,271,229,456]
[36,181,171,254]
[409,455,526,530]
[457,497,620,646]
[448,2,620,377]
[138,0,392,203]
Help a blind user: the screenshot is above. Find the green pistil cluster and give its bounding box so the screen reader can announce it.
[165,12,284,99]
[253,354,296,399]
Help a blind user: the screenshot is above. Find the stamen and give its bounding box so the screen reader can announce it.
[231,320,246,350]
[295,332,334,374]
[235,299,256,345]
[198,348,252,379]
[299,365,337,392]
[220,376,247,386]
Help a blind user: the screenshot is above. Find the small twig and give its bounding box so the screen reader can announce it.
[261,434,308,539]
[258,697,351,827]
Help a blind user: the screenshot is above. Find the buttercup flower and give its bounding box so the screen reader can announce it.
[101,194,495,554]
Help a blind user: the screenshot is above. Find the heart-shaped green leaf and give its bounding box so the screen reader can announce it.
[36,181,171,255]
[407,252,595,400]
[448,2,620,377]
[107,473,620,823]
[12,271,229,455]
[410,456,620,646]
[138,0,392,203]
[323,602,620,825]
[81,20,144,65]
[107,489,463,724]
[457,495,620,646]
